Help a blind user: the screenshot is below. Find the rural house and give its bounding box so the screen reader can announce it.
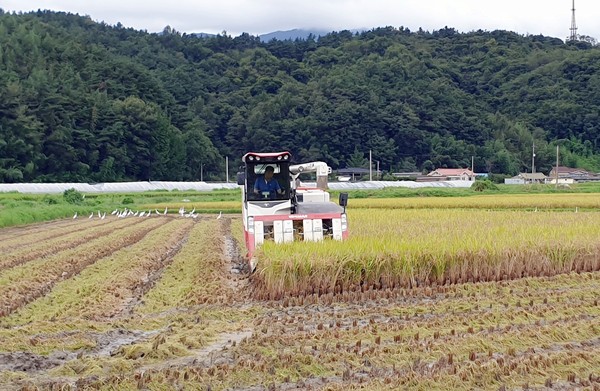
[548,166,600,182]
[421,168,475,181]
[504,173,548,185]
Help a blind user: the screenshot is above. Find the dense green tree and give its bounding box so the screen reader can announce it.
[347,147,368,168]
[2,10,600,183]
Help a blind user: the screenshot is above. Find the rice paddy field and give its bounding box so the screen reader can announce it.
[1,193,599,390]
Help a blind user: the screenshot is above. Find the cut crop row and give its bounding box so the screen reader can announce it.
[25,273,600,390]
[173,274,599,390]
[0,218,167,317]
[253,273,599,339]
[107,218,256,364]
[33,343,600,391]
[0,218,149,272]
[135,219,234,315]
[0,218,112,254]
[5,219,195,326]
[0,218,83,242]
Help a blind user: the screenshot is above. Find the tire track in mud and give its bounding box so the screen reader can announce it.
[2,328,254,391]
[0,329,163,391]
[136,329,254,372]
[0,218,168,317]
[0,218,150,272]
[221,217,252,299]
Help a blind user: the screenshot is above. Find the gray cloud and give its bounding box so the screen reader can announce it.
[2,0,599,40]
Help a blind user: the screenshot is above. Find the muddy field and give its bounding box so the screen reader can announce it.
[0,215,599,390]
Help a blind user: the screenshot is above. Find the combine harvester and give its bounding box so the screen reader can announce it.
[237,151,349,270]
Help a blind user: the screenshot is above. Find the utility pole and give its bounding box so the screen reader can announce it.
[200,163,203,181]
[471,156,474,173]
[225,156,229,183]
[532,143,536,174]
[369,150,372,181]
[555,145,559,188]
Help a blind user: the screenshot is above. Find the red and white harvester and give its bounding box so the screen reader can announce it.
[237,151,348,270]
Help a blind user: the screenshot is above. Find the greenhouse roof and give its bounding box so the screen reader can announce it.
[0,181,240,194]
[0,180,473,194]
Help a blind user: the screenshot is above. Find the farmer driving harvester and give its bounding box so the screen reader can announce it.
[253,165,283,199]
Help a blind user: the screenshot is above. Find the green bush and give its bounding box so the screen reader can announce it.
[487,173,510,184]
[472,179,499,192]
[63,188,84,204]
[43,195,59,205]
[122,197,134,204]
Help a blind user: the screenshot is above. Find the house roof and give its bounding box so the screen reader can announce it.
[428,168,474,176]
[392,172,421,177]
[551,166,589,174]
[518,173,547,180]
[336,167,371,175]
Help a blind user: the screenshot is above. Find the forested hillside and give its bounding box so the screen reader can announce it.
[1,9,600,182]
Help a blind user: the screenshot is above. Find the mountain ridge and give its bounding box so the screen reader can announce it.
[192,28,359,42]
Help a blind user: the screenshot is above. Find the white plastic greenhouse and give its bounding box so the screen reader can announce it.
[0,181,239,194]
[0,180,473,194]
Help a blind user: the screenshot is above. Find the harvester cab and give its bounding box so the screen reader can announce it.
[237,151,348,271]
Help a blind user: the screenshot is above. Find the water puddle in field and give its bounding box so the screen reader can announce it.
[0,351,71,373]
[92,328,159,357]
[0,329,158,375]
[137,329,253,372]
[5,328,254,389]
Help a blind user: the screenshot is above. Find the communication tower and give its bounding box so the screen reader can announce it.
[568,0,578,41]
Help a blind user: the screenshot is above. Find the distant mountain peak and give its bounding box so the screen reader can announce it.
[190,28,367,42]
[258,28,331,42]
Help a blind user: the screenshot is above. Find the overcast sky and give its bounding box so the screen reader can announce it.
[2,0,599,41]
